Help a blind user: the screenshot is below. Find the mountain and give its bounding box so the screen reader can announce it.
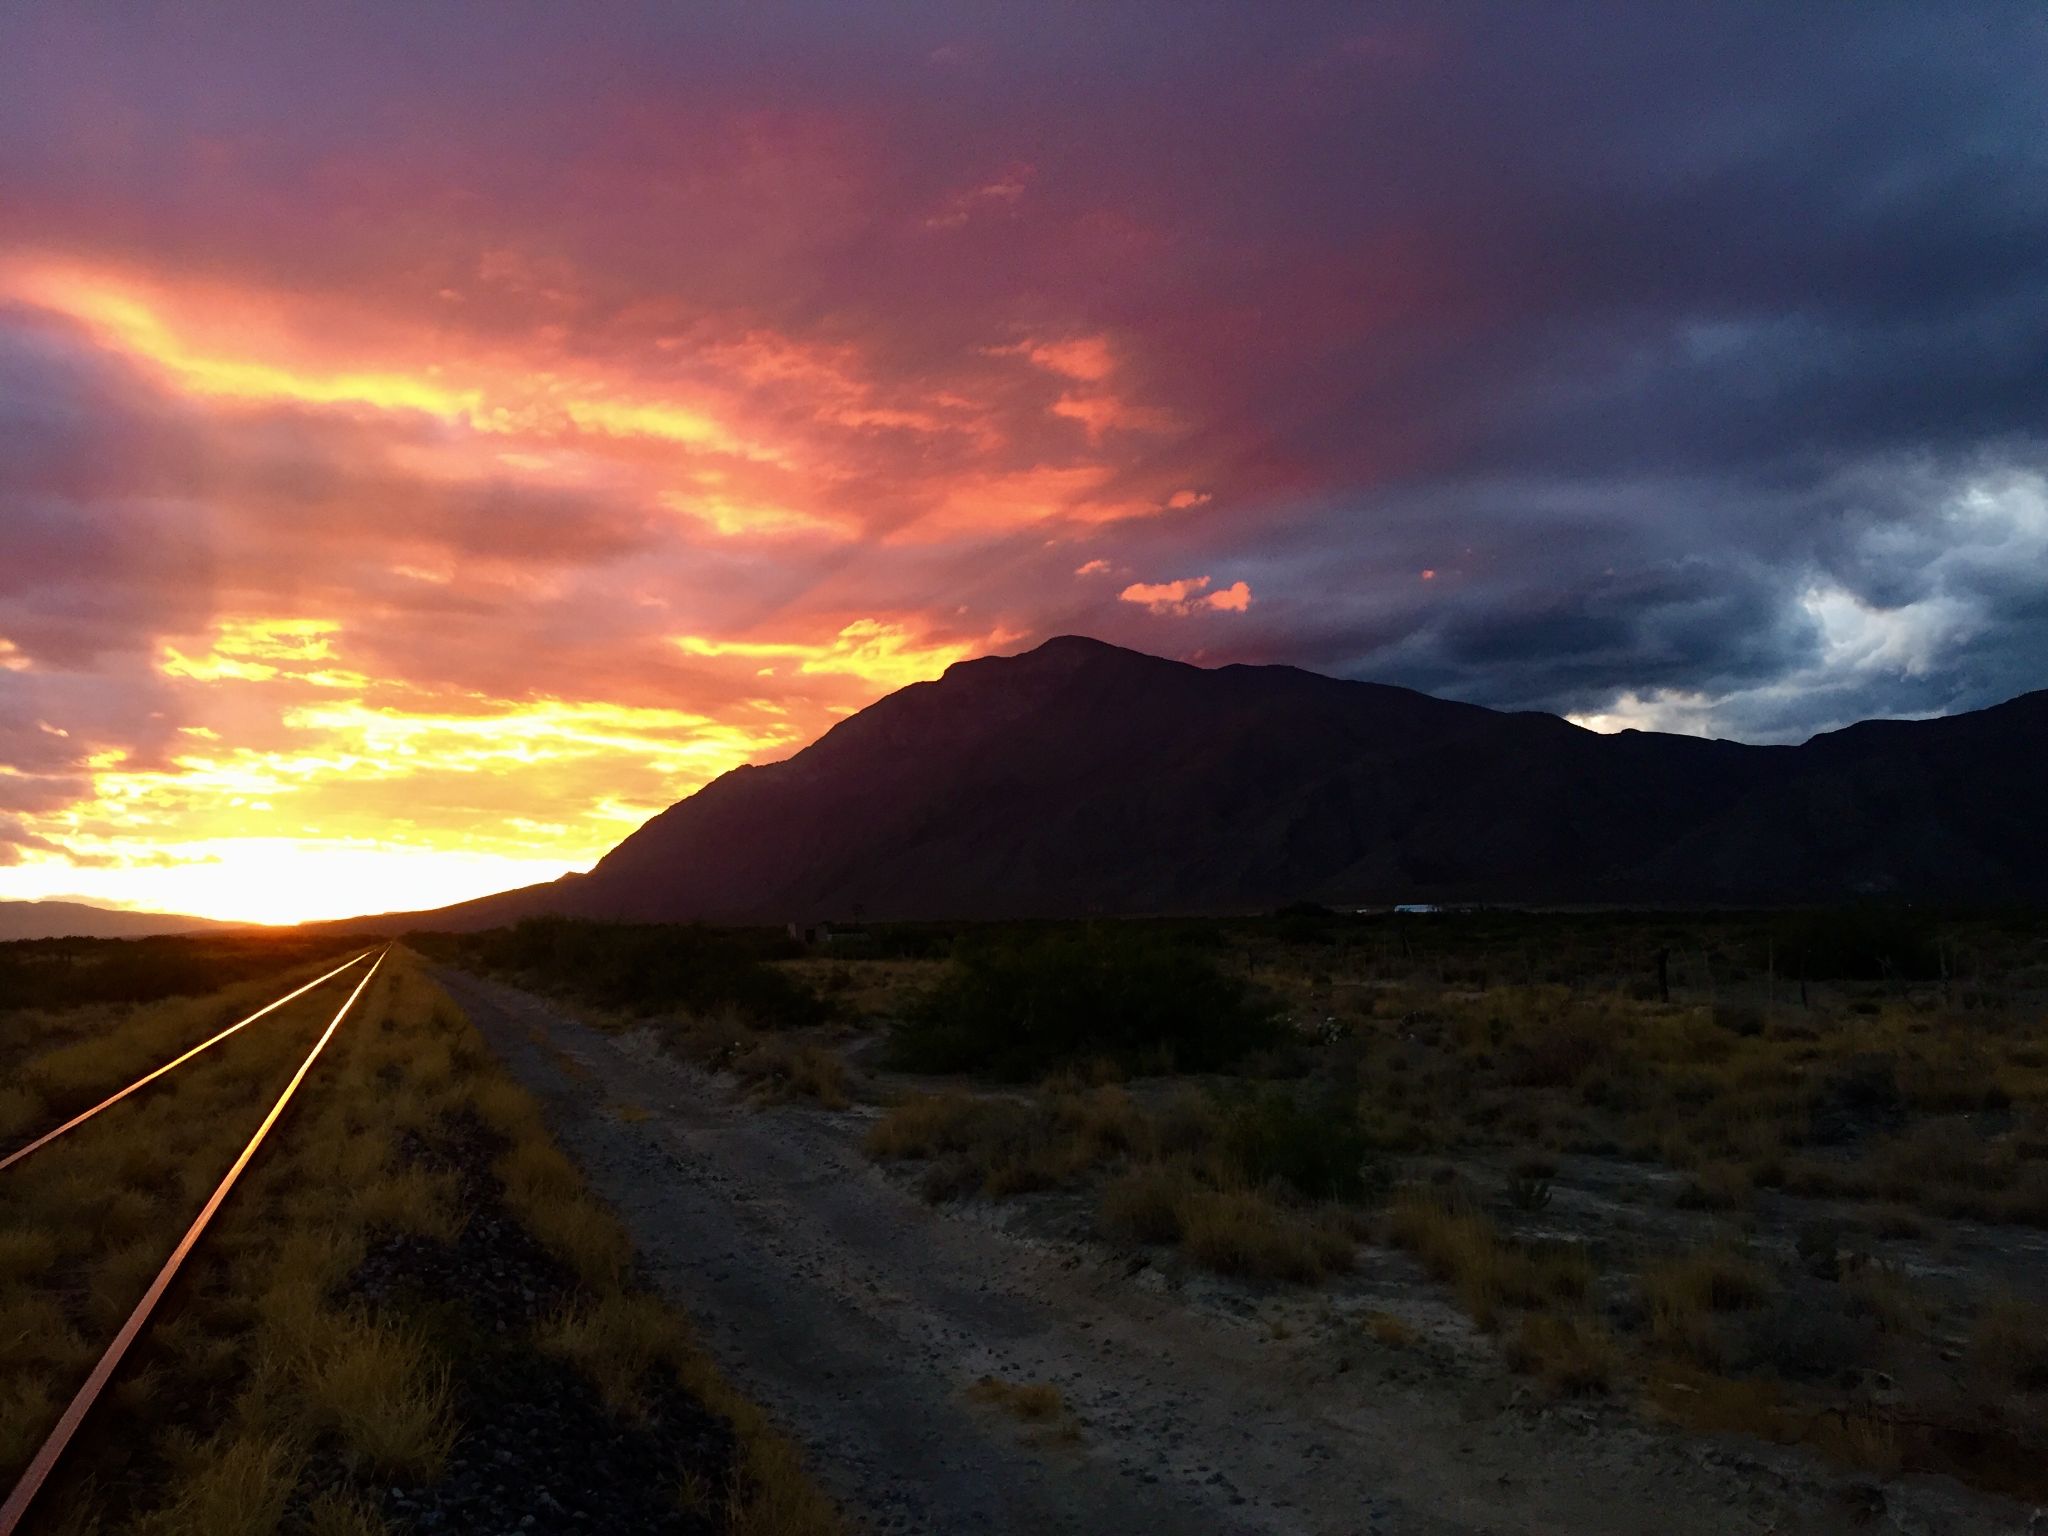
[0,899,237,941]
[377,636,2048,928]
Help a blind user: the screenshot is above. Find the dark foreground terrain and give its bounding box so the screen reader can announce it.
[422,905,2048,1534]
[0,938,836,1535]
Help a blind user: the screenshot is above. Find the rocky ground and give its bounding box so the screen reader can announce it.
[312,1112,738,1534]
[437,967,2043,1536]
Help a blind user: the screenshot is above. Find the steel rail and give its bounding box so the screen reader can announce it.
[0,946,388,1535]
[0,949,374,1174]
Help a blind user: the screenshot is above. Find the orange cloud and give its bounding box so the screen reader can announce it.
[672,618,1011,693]
[0,203,1214,916]
[990,334,1117,382]
[1118,576,1253,615]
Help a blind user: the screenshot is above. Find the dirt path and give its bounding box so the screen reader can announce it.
[439,970,2028,1536]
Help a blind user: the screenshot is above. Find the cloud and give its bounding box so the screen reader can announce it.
[1118,576,1252,616]
[0,4,2043,912]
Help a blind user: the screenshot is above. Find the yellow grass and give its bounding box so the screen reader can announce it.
[295,1315,456,1478]
[966,1376,1066,1422]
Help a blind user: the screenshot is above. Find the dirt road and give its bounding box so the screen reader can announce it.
[438,969,2027,1536]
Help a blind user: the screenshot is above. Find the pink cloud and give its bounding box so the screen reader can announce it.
[1117,575,1253,616]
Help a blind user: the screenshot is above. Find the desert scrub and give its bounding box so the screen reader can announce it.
[1100,1160,1354,1282]
[1220,1086,1373,1201]
[464,916,821,1027]
[1640,1242,1770,1367]
[732,1038,851,1108]
[965,1376,1067,1422]
[868,1085,1150,1201]
[1177,1186,1353,1282]
[1505,1311,1617,1396]
[888,926,1279,1078]
[1971,1293,2048,1391]
[1386,1186,1593,1331]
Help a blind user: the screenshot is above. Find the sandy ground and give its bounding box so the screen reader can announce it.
[437,968,2036,1536]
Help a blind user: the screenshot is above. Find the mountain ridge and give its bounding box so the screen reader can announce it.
[0,899,238,941]
[334,636,2046,931]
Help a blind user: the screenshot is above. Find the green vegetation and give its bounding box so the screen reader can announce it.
[887,926,1278,1078]
[426,903,2048,1501]
[451,916,822,1026]
[0,930,365,1015]
[811,905,2048,1499]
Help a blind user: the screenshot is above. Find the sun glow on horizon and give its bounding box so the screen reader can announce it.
[0,233,1235,922]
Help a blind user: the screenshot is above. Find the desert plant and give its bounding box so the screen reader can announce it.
[888,927,1278,1079]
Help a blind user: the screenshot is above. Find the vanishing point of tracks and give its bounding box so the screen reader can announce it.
[0,946,389,1534]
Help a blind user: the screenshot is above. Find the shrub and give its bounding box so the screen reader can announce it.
[888,927,1278,1079]
[1506,1312,1616,1396]
[1971,1294,2048,1391]
[1774,907,1943,982]
[1641,1243,1769,1366]
[965,1377,1066,1423]
[1100,1162,1195,1244]
[870,1087,1145,1202]
[473,918,820,1027]
[1176,1187,1352,1283]
[1222,1088,1372,1201]
[1387,1187,1591,1330]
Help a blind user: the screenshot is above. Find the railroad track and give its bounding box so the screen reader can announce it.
[0,945,390,1534]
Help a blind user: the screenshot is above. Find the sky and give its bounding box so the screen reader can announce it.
[2,4,2045,922]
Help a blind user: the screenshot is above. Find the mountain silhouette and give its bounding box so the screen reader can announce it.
[386,635,2048,927]
[0,899,234,940]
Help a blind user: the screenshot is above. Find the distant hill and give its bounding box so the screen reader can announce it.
[0,900,236,941]
[358,635,2048,929]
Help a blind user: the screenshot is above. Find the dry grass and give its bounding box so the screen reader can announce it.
[298,1490,390,1536]
[2,948,837,1535]
[733,1040,851,1109]
[965,1375,1066,1422]
[869,1085,1150,1202]
[1971,1293,2048,1391]
[1362,1310,1418,1348]
[142,1432,300,1536]
[1100,1161,1193,1244]
[1386,1187,1592,1331]
[1504,1311,1617,1396]
[542,1291,690,1412]
[352,1166,461,1241]
[0,1229,59,1283]
[392,968,842,1536]
[294,1314,456,1478]
[1178,1186,1353,1282]
[1640,1243,1769,1367]
[0,1083,40,1141]
[1101,1160,1353,1282]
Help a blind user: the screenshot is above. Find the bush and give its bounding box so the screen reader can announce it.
[1775,907,1943,982]
[1175,1187,1353,1283]
[1506,1312,1616,1396]
[888,927,1278,1080]
[471,918,820,1027]
[1222,1089,1373,1202]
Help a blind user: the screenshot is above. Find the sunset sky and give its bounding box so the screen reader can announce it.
[2,5,2045,921]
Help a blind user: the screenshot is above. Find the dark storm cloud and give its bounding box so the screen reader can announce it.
[1,0,2044,750]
